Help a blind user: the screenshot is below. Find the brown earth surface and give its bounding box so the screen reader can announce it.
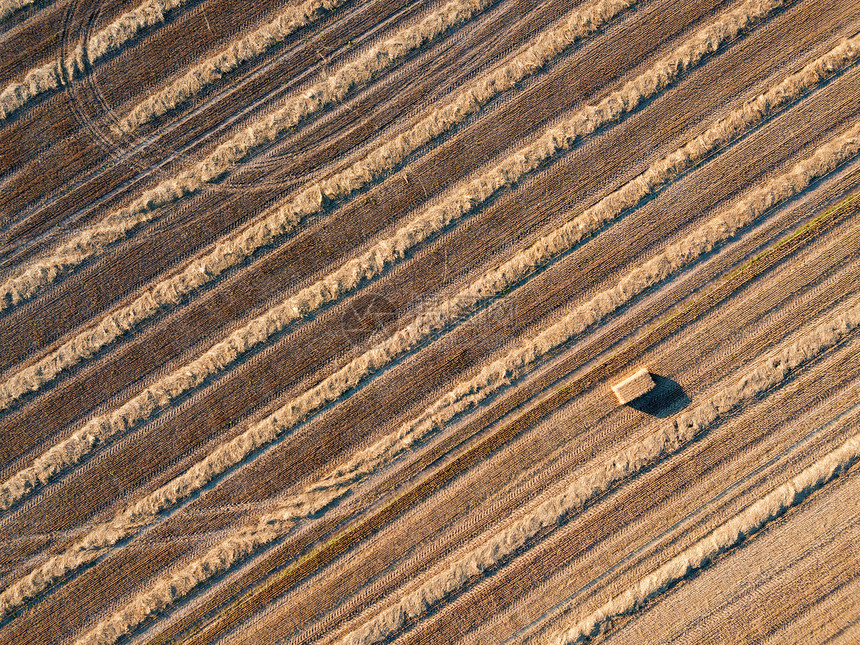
[0,0,858,643]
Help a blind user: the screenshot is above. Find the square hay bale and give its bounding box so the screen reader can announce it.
[611,367,655,405]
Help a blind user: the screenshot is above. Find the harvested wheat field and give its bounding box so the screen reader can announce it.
[0,0,859,642]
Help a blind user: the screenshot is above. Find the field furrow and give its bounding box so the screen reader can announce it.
[196,215,860,645]
[133,177,860,644]
[0,17,852,600]
[0,0,49,23]
[0,0,650,416]
[2,0,858,642]
[0,0,504,313]
[0,0,205,120]
[0,0,790,536]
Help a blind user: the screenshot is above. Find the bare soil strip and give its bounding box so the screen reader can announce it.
[0,0,497,313]
[0,0,48,23]
[759,573,860,645]
[0,0,202,120]
[198,256,860,645]
[0,0,777,523]
[155,190,860,645]
[576,458,860,643]
[113,0,385,133]
[0,0,649,414]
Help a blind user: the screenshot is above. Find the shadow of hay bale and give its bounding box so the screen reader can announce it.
[626,373,691,418]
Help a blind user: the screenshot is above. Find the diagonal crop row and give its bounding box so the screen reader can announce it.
[0,0,44,22]
[551,429,860,643]
[0,0,802,626]
[169,189,860,645]
[0,0,803,519]
[0,0,199,120]
[114,0,364,134]
[0,2,827,624]
[68,112,860,645]
[339,295,860,645]
[0,0,495,312]
[0,0,651,514]
[0,0,646,412]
